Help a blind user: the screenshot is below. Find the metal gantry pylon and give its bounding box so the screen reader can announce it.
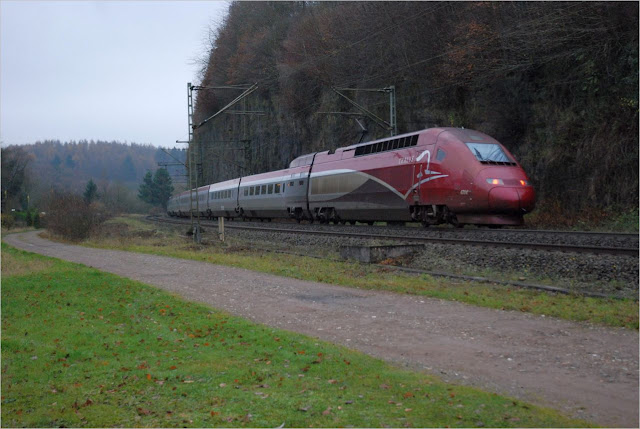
[186,82,202,242]
[185,82,261,243]
[328,86,398,137]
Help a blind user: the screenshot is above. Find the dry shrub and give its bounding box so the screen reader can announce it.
[1,213,15,230]
[44,191,108,241]
[1,250,54,277]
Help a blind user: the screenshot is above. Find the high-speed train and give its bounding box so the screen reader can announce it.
[167,127,535,227]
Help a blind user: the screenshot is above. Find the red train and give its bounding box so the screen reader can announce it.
[167,127,535,227]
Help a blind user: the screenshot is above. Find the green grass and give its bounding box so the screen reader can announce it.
[79,217,638,330]
[1,243,589,428]
[600,207,639,232]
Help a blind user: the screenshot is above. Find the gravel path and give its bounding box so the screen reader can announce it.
[5,231,639,427]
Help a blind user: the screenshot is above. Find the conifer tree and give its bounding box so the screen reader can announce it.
[152,168,174,209]
[138,171,155,205]
[83,178,98,203]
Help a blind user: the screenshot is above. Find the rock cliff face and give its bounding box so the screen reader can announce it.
[192,1,638,212]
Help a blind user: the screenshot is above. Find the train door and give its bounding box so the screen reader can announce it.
[414,144,435,204]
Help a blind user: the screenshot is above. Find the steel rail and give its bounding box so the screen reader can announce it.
[146,216,638,257]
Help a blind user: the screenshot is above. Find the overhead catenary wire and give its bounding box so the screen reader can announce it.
[191,1,607,183]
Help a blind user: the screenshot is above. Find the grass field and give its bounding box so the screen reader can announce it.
[77,216,638,330]
[1,243,588,427]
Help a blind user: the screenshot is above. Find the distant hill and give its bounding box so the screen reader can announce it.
[15,140,186,198]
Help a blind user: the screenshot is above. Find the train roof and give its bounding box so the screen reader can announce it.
[289,127,504,167]
[341,129,424,151]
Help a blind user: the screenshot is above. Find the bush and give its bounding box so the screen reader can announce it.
[44,191,108,241]
[1,213,15,230]
[31,211,41,229]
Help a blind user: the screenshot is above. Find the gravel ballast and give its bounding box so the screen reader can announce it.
[224,225,639,299]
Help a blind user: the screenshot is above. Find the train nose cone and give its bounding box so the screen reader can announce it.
[488,187,521,211]
[518,186,536,212]
[488,186,536,213]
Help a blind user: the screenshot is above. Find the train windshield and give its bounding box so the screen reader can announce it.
[465,143,512,163]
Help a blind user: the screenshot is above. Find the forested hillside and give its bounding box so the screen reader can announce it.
[3,140,186,209]
[192,1,638,216]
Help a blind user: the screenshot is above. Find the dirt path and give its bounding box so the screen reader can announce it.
[4,231,638,427]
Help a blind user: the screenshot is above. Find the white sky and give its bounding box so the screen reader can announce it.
[1,0,229,148]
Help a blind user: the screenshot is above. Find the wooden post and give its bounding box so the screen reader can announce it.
[218,217,225,242]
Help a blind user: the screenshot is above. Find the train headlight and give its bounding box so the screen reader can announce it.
[486,178,504,185]
[519,179,530,186]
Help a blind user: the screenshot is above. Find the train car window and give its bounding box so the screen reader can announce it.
[259,185,264,194]
[411,135,419,146]
[436,149,446,161]
[268,184,273,194]
[250,187,255,196]
[299,180,304,186]
[363,145,372,155]
[289,181,294,187]
[244,188,248,196]
[465,143,513,164]
[256,186,261,196]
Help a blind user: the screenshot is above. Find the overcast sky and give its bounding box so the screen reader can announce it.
[1,0,229,148]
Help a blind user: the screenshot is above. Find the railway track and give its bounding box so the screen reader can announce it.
[147,215,639,257]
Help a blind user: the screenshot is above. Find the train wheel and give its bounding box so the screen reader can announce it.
[350,220,356,225]
[367,221,374,226]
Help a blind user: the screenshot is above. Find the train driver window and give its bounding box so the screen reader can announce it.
[268,184,273,194]
[436,149,446,161]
